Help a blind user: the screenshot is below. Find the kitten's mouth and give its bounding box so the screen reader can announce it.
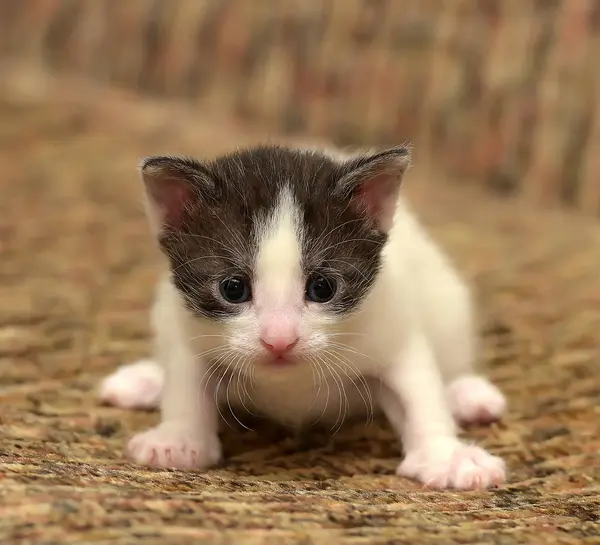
[263,354,297,367]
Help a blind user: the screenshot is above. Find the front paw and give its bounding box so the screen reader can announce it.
[126,422,222,470]
[398,440,506,490]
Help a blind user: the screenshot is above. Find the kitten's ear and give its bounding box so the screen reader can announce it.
[337,145,411,232]
[140,156,214,232]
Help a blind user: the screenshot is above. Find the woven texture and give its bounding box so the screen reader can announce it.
[1,0,599,213]
[0,84,599,543]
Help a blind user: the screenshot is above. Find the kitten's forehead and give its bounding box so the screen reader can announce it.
[209,146,339,210]
[254,187,303,307]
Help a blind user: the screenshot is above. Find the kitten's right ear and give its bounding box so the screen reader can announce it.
[140,156,213,232]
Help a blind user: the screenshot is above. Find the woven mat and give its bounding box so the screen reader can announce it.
[0,93,599,544]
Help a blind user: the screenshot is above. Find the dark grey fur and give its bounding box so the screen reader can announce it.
[142,145,410,320]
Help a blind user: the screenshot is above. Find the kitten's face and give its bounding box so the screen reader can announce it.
[142,145,410,370]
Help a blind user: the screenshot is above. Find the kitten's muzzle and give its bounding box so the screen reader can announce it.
[260,337,299,359]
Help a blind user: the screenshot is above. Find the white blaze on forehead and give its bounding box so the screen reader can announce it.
[255,188,303,306]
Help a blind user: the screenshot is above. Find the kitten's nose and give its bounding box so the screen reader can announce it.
[260,336,299,357]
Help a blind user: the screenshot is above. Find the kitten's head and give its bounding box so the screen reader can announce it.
[142,145,410,369]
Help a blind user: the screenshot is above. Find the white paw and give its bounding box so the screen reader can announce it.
[99,359,164,410]
[127,422,222,470]
[447,375,506,425]
[398,440,506,490]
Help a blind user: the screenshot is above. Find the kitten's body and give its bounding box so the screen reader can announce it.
[101,145,507,489]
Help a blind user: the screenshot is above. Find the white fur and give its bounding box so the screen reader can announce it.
[253,188,303,350]
[99,359,162,410]
[255,188,303,305]
[100,147,507,490]
[446,375,507,425]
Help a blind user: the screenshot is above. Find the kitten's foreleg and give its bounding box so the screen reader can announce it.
[378,332,506,490]
[125,289,222,470]
[126,338,222,470]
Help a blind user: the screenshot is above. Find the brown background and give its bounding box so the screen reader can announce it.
[0,2,599,544]
[1,0,600,213]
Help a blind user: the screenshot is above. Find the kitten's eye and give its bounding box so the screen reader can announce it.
[219,276,251,303]
[306,274,337,303]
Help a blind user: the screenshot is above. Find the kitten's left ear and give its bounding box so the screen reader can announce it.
[337,145,411,232]
[140,156,215,233]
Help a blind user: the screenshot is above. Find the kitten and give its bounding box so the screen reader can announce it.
[100,144,507,490]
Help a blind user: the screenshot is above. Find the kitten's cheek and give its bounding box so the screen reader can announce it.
[297,313,328,347]
[226,314,259,351]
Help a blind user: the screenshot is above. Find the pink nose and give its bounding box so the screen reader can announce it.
[260,337,299,356]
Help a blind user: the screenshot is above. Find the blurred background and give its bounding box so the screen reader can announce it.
[1,0,598,213]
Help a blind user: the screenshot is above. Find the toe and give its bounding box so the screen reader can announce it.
[99,360,163,410]
[398,442,506,490]
[126,424,221,470]
[447,375,507,425]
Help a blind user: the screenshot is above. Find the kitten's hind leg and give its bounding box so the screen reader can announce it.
[446,375,506,426]
[432,289,506,426]
[380,332,506,490]
[99,359,164,410]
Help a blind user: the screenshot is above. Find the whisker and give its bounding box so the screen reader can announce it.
[328,332,368,338]
[197,347,234,431]
[214,364,236,430]
[235,355,260,419]
[189,333,227,342]
[193,345,229,361]
[225,356,252,431]
[327,340,384,393]
[305,357,324,416]
[307,354,331,426]
[328,363,349,436]
[328,340,384,368]
[325,354,356,431]
[313,352,346,434]
[324,348,375,427]
[200,350,232,409]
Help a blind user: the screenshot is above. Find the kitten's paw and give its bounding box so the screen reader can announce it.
[99,359,163,410]
[447,375,506,425]
[126,422,222,470]
[398,440,506,490]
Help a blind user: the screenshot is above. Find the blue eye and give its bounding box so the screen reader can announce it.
[219,276,251,303]
[306,274,337,303]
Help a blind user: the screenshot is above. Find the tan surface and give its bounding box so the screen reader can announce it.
[0,93,599,544]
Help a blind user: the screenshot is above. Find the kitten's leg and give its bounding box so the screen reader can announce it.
[446,375,506,426]
[379,332,505,490]
[439,331,507,426]
[126,345,221,470]
[440,333,506,425]
[432,286,507,425]
[125,286,222,470]
[99,359,163,410]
